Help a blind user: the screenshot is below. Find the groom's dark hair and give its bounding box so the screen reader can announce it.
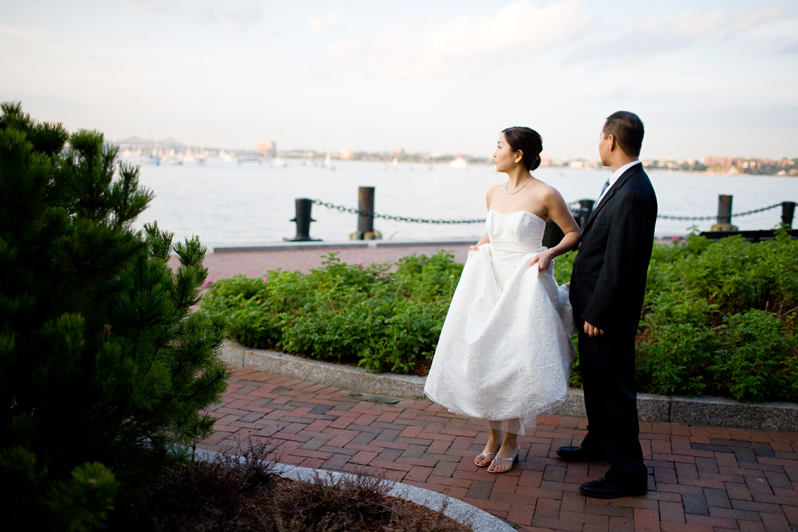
[603,111,644,157]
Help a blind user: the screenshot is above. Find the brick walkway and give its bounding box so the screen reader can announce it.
[199,367,798,532]
[182,243,470,284]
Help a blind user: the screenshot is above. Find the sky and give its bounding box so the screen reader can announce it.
[1,0,797,160]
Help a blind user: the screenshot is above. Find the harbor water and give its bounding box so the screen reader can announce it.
[127,158,798,248]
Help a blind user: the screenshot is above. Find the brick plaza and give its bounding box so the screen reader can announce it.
[193,245,798,531]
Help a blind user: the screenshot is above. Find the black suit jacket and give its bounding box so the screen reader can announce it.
[569,163,658,338]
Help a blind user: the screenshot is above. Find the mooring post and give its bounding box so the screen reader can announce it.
[286,198,319,241]
[782,201,796,228]
[542,220,564,248]
[358,187,375,234]
[543,199,594,248]
[710,194,738,232]
[350,186,382,240]
[577,199,595,229]
[718,195,732,224]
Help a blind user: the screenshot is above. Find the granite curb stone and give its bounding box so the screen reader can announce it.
[193,448,513,532]
[212,239,476,254]
[220,340,798,432]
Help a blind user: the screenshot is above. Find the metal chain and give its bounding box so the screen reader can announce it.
[656,202,783,222]
[312,200,784,225]
[311,200,485,224]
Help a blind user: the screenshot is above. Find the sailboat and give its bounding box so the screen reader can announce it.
[324,152,335,170]
[448,156,468,169]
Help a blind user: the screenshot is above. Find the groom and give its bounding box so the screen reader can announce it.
[560,111,658,499]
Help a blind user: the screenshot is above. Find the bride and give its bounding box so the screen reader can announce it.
[424,127,580,474]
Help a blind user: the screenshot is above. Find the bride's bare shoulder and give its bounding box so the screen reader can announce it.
[536,180,565,201]
[485,183,503,199]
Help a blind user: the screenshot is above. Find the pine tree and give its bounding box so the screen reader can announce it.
[0,102,228,531]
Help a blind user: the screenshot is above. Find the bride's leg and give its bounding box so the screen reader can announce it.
[475,428,502,466]
[488,432,520,473]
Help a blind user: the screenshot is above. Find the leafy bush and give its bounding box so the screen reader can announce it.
[201,251,462,374]
[0,103,228,530]
[203,217,798,403]
[636,231,798,402]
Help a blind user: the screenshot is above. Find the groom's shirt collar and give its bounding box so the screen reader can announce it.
[596,159,641,206]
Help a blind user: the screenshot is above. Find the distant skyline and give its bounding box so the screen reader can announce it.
[2,0,797,160]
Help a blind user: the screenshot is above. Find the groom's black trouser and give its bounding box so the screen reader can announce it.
[578,330,647,485]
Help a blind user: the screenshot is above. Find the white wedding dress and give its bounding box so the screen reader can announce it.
[424,210,576,435]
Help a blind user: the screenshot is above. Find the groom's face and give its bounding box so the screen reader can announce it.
[598,124,612,167]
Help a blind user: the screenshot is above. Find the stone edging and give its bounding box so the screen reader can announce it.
[212,239,475,254]
[220,340,798,432]
[193,448,513,532]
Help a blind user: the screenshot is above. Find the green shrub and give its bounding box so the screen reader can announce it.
[636,230,798,402]
[0,103,228,530]
[201,251,461,374]
[710,309,797,401]
[203,216,798,403]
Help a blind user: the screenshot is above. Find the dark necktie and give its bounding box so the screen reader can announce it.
[598,178,610,199]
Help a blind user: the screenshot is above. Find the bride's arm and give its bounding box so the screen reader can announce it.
[529,188,581,271]
[469,232,490,252]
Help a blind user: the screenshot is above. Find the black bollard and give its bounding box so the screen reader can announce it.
[710,194,738,232]
[349,186,382,240]
[358,187,375,234]
[577,199,595,230]
[543,199,594,248]
[717,195,732,225]
[782,201,796,228]
[542,219,564,248]
[286,198,320,242]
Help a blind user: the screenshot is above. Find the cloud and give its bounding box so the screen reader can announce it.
[125,0,263,32]
[323,40,360,57]
[127,0,172,13]
[0,25,44,39]
[309,12,342,35]
[323,0,593,79]
[565,7,784,64]
[779,40,798,54]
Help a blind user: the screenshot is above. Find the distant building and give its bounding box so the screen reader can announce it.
[704,156,781,172]
[256,140,277,157]
[704,156,736,167]
[540,155,551,167]
[339,148,355,160]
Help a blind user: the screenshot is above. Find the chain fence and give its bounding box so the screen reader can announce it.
[655,202,783,222]
[312,199,583,225]
[312,199,786,225]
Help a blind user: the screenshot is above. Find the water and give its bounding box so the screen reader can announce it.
[127,158,798,248]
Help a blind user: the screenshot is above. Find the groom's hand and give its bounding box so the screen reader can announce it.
[583,320,604,337]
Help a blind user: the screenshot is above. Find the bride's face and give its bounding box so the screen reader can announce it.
[493,133,521,173]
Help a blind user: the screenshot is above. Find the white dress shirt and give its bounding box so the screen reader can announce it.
[595,160,641,207]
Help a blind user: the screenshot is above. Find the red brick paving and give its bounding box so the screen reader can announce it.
[173,243,471,284]
[198,367,798,532]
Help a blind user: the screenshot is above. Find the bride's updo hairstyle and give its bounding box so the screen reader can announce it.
[502,127,543,172]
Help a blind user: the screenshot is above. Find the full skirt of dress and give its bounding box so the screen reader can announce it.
[424,212,576,435]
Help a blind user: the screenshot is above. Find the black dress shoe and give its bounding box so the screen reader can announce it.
[555,445,604,462]
[579,477,647,499]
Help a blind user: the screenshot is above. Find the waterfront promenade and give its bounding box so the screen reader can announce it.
[192,242,798,531]
[199,366,798,532]
[189,241,471,283]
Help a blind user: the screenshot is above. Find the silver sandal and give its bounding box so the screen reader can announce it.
[474,449,499,468]
[487,450,520,474]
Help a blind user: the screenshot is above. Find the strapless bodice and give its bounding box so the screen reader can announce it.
[486,210,546,253]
